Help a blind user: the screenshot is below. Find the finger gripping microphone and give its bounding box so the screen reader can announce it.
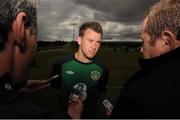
[70,83,87,102]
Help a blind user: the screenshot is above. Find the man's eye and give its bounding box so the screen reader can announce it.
[88,39,93,42]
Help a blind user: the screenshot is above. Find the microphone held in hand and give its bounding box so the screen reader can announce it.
[45,74,59,84]
[103,99,113,113]
[70,83,87,102]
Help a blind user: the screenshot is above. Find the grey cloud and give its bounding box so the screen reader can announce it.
[74,0,159,24]
[38,0,78,41]
[37,0,159,42]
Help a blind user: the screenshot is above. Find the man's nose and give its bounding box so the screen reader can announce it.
[91,42,97,50]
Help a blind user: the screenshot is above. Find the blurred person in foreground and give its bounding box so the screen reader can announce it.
[110,0,180,118]
[0,0,82,118]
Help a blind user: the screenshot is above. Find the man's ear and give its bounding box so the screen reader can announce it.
[162,31,176,48]
[76,36,82,46]
[12,12,27,52]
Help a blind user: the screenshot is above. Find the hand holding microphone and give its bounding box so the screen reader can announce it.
[69,83,87,102]
[102,99,113,116]
[68,83,87,118]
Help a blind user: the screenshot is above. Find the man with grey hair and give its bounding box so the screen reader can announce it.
[0,0,82,118]
[110,0,180,118]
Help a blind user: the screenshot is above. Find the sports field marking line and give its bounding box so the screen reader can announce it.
[37,49,64,54]
[107,86,123,89]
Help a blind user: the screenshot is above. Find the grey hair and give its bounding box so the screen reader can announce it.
[145,0,180,42]
[0,0,38,50]
[0,0,38,30]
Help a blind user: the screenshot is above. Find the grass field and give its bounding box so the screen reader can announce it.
[25,47,142,118]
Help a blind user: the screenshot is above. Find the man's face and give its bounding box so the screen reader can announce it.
[78,28,101,60]
[140,17,167,59]
[13,28,37,88]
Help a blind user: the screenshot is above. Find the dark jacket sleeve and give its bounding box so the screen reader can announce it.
[110,77,144,119]
[50,60,62,89]
[96,61,109,94]
[50,54,73,89]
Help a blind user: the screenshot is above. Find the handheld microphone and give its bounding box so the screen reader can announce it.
[45,74,59,84]
[102,99,113,113]
[70,83,87,102]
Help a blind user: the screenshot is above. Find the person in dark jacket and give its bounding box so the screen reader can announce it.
[110,0,180,118]
[0,0,82,118]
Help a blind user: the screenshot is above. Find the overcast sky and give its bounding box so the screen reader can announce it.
[37,0,159,42]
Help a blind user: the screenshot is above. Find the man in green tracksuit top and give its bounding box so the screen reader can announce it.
[50,21,109,118]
